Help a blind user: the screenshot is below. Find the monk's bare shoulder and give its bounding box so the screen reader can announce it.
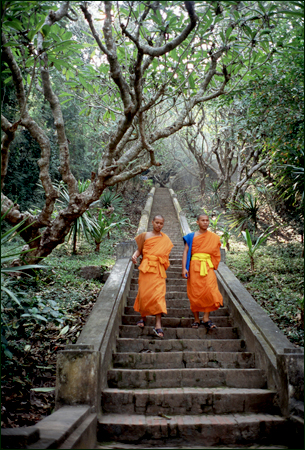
[144,231,155,240]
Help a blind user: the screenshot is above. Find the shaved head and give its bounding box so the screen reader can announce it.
[197,213,209,221]
[153,215,164,221]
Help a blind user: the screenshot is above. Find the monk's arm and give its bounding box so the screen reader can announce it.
[132,249,141,264]
[182,243,189,278]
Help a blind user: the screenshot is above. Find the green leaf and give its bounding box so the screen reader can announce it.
[201,17,213,34]
[103,110,110,120]
[79,107,88,115]
[3,76,12,85]
[42,24,51,38]
[274,10,304,18]
[27,29,37,41]
[59,325,69,336]
[189,74,195,89]
[152,59,158,70]
[1,286,21,305]
[27,73,31,85]
[169,48,178,62]
[8,19,23,31]
[30,387,55,392]
[226,27,233,39]
[25,58,35,68]
[60,98,73,105]
[63,31,73,40]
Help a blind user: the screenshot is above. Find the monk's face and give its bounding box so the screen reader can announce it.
[152,217,164,233]
[197,215,209,231]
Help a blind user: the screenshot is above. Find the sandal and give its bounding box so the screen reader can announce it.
[191,322,200,329]
[201,320,217,330]
[153,328,164,338]
[137,318,146,328]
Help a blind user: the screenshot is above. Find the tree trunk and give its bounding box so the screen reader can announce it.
[72,223,77,254]
[95,242,100,252]
[250,256,255,271]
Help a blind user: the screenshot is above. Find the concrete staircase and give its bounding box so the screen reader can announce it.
[98,188,286,447]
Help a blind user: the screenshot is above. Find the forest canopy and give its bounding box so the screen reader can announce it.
[1,0,304,262]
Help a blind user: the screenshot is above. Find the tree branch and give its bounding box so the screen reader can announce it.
[1,115,20,190]
[121,1,198,57]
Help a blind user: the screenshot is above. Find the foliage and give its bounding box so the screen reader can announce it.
[219,225,231,251]
[53,180,97,253]
[1,130,59,211]
[89,210,130,252]
[99,189,124,213]
[227,193,260,234]
[241,228,273,271]
[3,0,300,263]
[227,240,304,347]
[207,181,221,206]
[1,212,45,304]
[1,215,50,361]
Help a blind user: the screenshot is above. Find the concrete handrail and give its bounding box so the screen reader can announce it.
[137,187,155,235]
[169,188,191,236]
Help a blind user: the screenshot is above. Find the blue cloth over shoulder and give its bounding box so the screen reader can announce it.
[183,232,195,273]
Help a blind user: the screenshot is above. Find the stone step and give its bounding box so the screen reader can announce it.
[130,279,187,287]
[166,259,184,266]
[133,266,183,272]
[119,325,239,340]
[101,387,278,415]
[127,297,191,307]
[116,338,246,353]
[123,306,230,317]
[130,283,187,291]
[127,291,202,300]
[112,351,255,369]
[121,315,232,328]
[97,413,286,446]
[107,368,267,389]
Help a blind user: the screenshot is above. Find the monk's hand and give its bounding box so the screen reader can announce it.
[182,268,188,279]
[132,253,138,264]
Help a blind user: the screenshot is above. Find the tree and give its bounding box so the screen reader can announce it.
[175,2,304,210]
[1,1,285,262]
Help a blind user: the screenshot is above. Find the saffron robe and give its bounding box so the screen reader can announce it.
[133,232,173,316]
[183,231,223,313]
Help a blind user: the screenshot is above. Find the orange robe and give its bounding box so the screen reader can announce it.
[187,231,223,313]
[133,232,173,316]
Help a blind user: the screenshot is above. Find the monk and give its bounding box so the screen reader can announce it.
[182,213,223,330]
[132,215,173,338]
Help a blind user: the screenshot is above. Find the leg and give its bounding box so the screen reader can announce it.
[153,313,164,338]
[201,311,217,329]
[191,311,200,329]
[203,311,210,323]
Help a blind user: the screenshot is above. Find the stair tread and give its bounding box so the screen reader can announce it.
[99,412,285,423]
[103,387,275,394]
[109,367,263,372]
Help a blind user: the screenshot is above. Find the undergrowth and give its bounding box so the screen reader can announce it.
[226,239,304,347]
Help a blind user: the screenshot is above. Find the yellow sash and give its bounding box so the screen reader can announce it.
[191,253,214,276]
[139,254,167,278]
